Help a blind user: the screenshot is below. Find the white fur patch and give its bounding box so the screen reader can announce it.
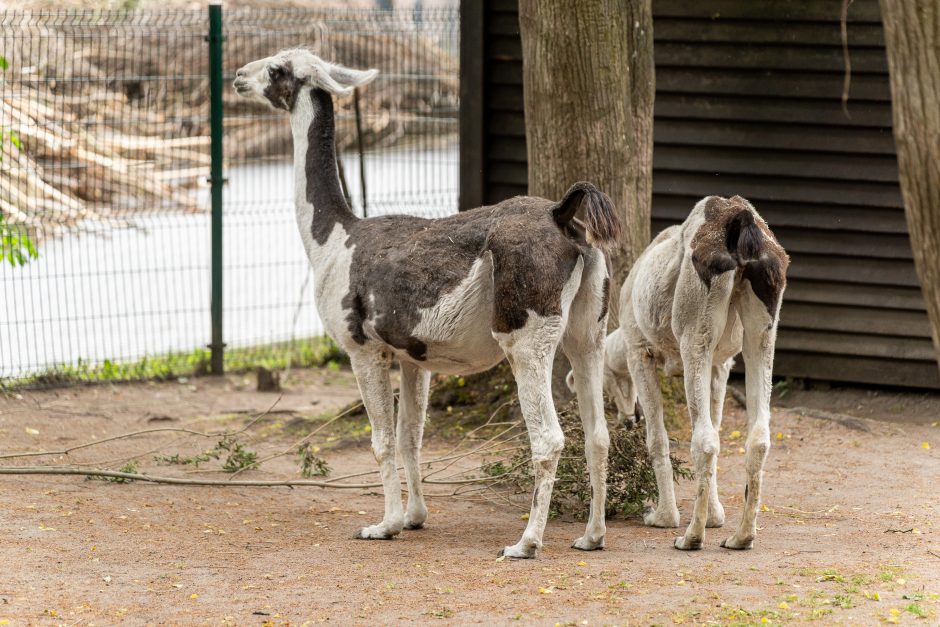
[408,251,503,374]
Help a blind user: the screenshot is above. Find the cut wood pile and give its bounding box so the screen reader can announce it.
[0,9,458,235]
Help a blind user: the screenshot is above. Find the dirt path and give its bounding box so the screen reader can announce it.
[1,370,938,625]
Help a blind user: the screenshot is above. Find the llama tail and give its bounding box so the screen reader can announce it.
[725,206,764,263]
[551,181,621,248]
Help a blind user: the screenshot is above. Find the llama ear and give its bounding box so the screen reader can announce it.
[325,64,379,91]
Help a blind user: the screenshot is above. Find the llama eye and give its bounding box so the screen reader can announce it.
[268,66,284,80]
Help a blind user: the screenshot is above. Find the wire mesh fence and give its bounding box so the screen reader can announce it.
[0,7,460,385]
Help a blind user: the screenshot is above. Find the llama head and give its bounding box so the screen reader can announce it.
[233,49,378,111]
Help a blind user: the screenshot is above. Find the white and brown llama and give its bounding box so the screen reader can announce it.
[592,196,789,550]
[234,49,620,558]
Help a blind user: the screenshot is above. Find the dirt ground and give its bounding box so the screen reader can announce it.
[1,368,939,626]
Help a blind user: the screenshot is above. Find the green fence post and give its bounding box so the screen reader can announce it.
[208,3,225,375]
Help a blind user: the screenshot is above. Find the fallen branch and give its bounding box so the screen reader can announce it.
[0,465,519,490]
[0,395,283,461]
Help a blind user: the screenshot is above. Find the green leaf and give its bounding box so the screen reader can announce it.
[0,56,8,71]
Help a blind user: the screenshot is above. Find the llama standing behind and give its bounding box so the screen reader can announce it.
[234,49,620,558]
[600,196,789,550]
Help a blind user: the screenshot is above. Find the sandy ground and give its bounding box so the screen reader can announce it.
[1,369,939,626]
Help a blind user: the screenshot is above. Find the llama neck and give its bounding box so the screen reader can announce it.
[290,88,355,248]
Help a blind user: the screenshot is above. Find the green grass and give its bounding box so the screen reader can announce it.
[2,336,347,389]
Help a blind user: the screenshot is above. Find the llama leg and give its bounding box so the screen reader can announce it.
[563,318,610,551]
[495,315,565,559]
[707,358,733,528]
[673,339,719,550]
[397,361,431,530]
[567,347,609,550]
[722,292,778,550]
[629,345,680,528]
[350,351,404,540]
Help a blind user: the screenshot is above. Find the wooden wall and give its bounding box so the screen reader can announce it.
[460,0,940,389]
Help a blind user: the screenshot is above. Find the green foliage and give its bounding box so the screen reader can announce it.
[0,213,38,267]
[493,399,693,519]
[153,450,216,468]
[86,461,139,483]
[155,435,258,473]
[6,336,347,388]
[906,602,928,618]
[297,443,330,477]
[216,434,258,472]
[0,55,37,268]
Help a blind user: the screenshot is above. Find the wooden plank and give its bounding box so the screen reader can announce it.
[651,172,903,208]
[489,0,520,13]
[487,34,522,61]
[485,183,527,205]
[777,329,937,361]
[654,118,897,155]
[655,94,893,127]
[653,0,883,24]
[784,280,927,311]
[486,84,524,111]
[653,145,900,183]
[487,111,526,137]
[656,42,888,73]
[488,59,523,86]
[485,161,528,186]
[488,12,520,36]
[772,227,912,259]
[657,68,891,101]
[655,18,885,47]
[785,253,920,287]
[486,136,527,162]
[459,0,485,211]
[779,302,932,338]
[650,217,912,259]
[653,197,909,234]
[772,352,940,388]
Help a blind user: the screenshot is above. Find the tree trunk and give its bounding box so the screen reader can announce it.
[518,0,654,325]
[880,0,940,373]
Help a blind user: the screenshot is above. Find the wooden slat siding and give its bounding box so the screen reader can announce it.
[458,0,485,211]
[653,0,883,22]
[463,0,940,387]
[482,1,526,202]
[654,197,909,233]
[655,19,885,46]
[778,330,936,361]
[650,220,913,259]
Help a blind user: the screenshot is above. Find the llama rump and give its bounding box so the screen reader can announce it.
[234,49,619,558]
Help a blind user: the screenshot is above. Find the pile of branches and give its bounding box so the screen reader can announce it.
[427,365,694,519]
[0,9,458,234]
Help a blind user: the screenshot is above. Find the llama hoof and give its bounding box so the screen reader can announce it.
[720,536,753,550]
[643,506,680,528]
[571,535,605,551]
[354,523,401,540]
[498,543,537,559]
[403,507,427,530]
[706,502,726,528]
[673,535,703,551]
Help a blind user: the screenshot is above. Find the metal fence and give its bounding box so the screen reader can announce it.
[0,7,459,385]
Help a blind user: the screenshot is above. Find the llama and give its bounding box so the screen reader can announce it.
[598,196,788,550]
[233,49,620,558]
